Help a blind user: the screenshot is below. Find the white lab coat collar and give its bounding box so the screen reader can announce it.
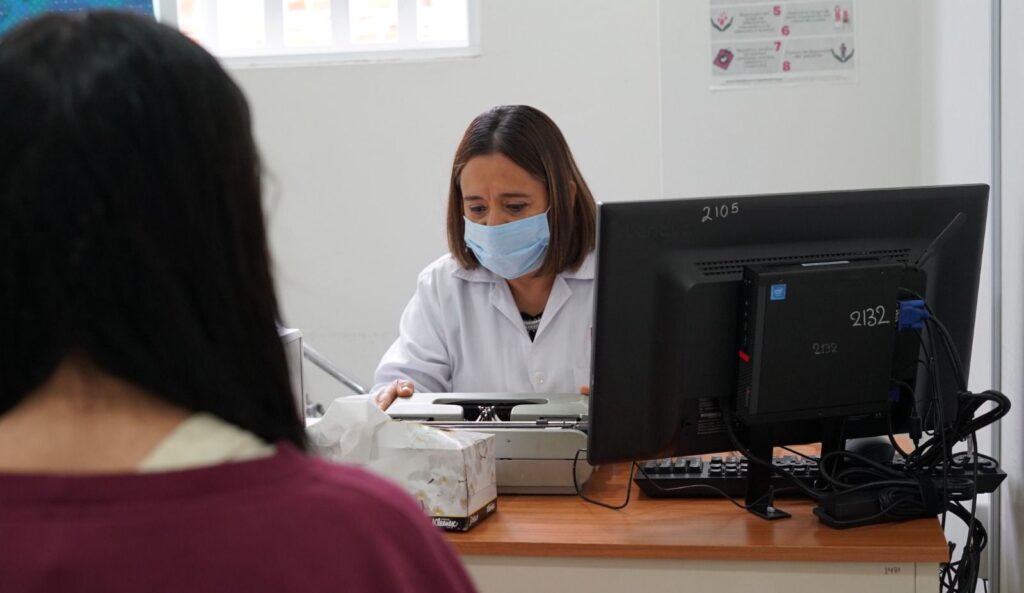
[459,252,594,340]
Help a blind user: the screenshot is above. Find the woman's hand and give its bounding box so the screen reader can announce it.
[375,379,415,410]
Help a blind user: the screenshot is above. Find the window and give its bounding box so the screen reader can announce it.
[155,0,478,65]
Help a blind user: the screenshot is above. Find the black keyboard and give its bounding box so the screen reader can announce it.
[634,454,1007,499]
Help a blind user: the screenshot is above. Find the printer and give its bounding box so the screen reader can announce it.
[387,393,593,494]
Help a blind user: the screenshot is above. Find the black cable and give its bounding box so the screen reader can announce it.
[818,449,906,483]
[821,499,917,528]
[632,462,785,511]
[792,299,1011,573]
[901,286,967,390]
[925,315,967,391]
[961,436,981,588]
[951,451,1000,469]
[891,304,1007,591]
[572,449,636,510]
[571,451,793,514]
[923,322,952,527]
[884,406,911,459]
[943,435,984,593]
[779,446,818,463]
[721,407,823,500]
[910,328,941,446]
[944,501,987,592]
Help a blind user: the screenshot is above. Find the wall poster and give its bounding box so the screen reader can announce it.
[710,0,857,89]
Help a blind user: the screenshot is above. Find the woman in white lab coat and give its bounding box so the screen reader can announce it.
[374,105,598,409]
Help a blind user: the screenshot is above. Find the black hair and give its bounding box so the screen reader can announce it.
[0,11,306,449]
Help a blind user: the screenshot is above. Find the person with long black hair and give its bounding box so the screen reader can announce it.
[0,11,475,592]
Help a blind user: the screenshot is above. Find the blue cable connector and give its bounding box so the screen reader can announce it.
[897,299,929,331]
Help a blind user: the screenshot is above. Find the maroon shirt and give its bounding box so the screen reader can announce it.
[0,444,477,593]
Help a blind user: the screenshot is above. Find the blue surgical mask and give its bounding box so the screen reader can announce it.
[464,211,550,279]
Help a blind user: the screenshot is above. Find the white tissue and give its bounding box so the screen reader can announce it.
[307,395,497,523]
[307,395,387,462]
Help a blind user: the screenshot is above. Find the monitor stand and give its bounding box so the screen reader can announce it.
[743,419,846,521]
[743,430,791,520]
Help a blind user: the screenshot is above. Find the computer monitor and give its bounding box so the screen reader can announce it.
[586,185,989,482]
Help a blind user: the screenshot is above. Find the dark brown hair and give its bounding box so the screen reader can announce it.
[446,105,597,276]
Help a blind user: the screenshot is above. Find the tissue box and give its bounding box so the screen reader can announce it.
[371,422,497,531]
[307,396,498,532]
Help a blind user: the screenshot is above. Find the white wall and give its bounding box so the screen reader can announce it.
[659,0,921,198]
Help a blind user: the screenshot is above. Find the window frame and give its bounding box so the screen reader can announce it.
[155,0,480,68]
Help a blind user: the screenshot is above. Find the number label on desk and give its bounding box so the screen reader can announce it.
[884,566,902,575]
[850,306,889,327]
[701,202,740,223]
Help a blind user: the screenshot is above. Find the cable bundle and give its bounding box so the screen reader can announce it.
[814,300,1010,592]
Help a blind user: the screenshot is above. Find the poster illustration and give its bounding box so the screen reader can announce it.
[710,0,857,89]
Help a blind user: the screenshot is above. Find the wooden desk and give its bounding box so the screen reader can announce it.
[446,463,948,593]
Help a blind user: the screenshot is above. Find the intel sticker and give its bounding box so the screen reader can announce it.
[770,283,787,301]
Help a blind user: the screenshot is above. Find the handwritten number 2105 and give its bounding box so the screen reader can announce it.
[701,202,740,223]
